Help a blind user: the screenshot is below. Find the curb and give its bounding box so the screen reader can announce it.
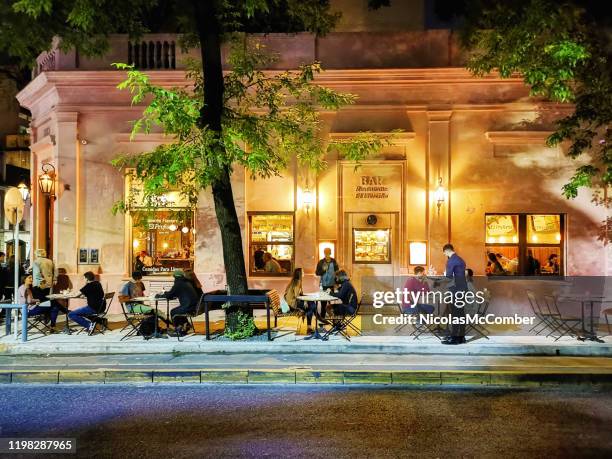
[0,369,610,388]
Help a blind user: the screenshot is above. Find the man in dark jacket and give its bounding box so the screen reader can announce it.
[68,271,106,334]
[157,269,198,337]
[315,247,339,319]
[441,244,468,345]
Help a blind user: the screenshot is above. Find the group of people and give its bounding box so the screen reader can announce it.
[119,268,203,337]
[400,244,472,345]
[281,247,357,339]
[487,250,560,276]
[254,249,285,273]
[9,249,108,334]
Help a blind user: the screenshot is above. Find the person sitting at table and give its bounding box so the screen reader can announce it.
[486,252,505,276]
[68,271,106,334]
[184,268,204,298]
[544,254,560,275]
[328,270,358,317]
[18,275,39,309]
[119,271,152,314]
[263,252,282,273]
[283,268,317,336]
[156,269,198,337]
[401,266,435,316]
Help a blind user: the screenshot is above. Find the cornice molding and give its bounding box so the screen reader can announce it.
[328,131,415,145]
[485,131,554,145]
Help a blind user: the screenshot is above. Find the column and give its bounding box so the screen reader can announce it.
[52,111,79,273]
[427,110,452,272]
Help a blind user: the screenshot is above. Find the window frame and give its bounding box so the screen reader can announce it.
[352,227,392,265]
[248,211,295,277]
[485,213,565,276]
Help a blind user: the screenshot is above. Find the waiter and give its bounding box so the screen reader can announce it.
[441,243,467,345]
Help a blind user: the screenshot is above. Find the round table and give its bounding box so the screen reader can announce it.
[131,296,169,339]
[46,292,82,334]
[297,292,340,339]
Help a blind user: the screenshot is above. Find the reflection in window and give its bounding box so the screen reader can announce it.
[132,210,195,275]
[527,215,561,244]
[485,246,518,275]
[353,229,390,263]
[249,213,294,276]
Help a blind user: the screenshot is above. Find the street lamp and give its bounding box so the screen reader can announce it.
[38,163,56,196]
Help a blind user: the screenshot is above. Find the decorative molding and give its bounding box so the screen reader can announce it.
[30,135,56,153]
[485,131,554,145]
[328,131,415,145]
[426,110,453,122]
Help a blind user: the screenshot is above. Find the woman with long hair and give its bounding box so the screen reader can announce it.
[284,268,317,336]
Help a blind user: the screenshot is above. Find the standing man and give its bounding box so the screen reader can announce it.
[315,247,339,320]
[31,249,54,303]
[441,243,467,345]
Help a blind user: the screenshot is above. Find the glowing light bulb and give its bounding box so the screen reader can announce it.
[531,235,538,242]
[499,236,506,243]
[512,236,518,243]
[168,224,177,231]
[555,233,561,242]
[181,226,189,234]
[133,240,139,248]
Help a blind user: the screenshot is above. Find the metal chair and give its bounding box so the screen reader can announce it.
[119,300,151,340]
[172,294,207,341]
[465,300,490,340]
[526,290,559,337]
[321,294,361,341]
[84,292,114,335]
[543,295,582,341]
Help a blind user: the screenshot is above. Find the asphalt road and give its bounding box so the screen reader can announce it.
[0,385,610,458]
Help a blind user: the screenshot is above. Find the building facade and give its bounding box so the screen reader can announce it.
[16,29,611,311]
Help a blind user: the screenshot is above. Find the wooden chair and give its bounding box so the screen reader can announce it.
[85,292,114,335]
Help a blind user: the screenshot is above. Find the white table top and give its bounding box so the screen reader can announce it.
[131,296,161,303]
[47,292,82,300]
[297,292,339,302]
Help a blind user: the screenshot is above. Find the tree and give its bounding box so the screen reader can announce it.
[2,1,388,332]
[437,0,611,242]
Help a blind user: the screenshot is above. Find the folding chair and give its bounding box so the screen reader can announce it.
[465,300,490,340]
[543,295,582,341]
[526,290,558,336]
[172,294,207,341]
[321,294,361,341]
[119,300,150,340]
[84,292,114,335]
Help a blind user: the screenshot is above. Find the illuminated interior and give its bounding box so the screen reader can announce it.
[353,228,390,263]
[249,213,294,275]
[131,210,194,274]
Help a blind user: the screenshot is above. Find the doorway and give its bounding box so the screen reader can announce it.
[344,212,400,303]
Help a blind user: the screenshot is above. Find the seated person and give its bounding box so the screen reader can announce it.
[401,266,435,315]
[156,269,198,337]
[328,270,358,317]
[19,275,40,309]
[68,271,106,334]
[119,271,152,314]
[283,268,317,336]
[263,252,282,273]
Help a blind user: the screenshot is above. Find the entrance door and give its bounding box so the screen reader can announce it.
[344,212,399,303]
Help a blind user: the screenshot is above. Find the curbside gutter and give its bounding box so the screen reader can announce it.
[1,369,610,388]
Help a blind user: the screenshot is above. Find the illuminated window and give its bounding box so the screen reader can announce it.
[485,213,564,276]
[131,210,195,275]
[249,213,294,276]
[353,228,391,264]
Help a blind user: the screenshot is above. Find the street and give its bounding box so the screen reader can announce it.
[0,385,610,458]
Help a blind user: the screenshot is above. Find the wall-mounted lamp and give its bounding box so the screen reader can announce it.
[302,187,313,214]
[38,163,56,197]
[434,177,445,213]
[408,241,428,265]
[318,241,335,259]
[17,178,30,202]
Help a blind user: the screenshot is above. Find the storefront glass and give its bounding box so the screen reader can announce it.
[131,210,194,275]
[484,213,564,275]
[249,213,294,276]
[353,228,390,263]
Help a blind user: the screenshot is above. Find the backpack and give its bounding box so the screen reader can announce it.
[138,315,158,338]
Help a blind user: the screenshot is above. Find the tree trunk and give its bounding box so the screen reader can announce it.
[193,0,249,299]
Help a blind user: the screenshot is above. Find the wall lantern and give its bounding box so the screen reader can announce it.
[38,163,56,196]
[302,187,314,214]
[408,241,427,265]
[17,178,30,202]
[434,177,445,213]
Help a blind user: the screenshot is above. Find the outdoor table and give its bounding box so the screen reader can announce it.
[47,292,83,335]
[297,292,340,340]
[202,292,272,341]
[558,295,611,343]
[132,296,169,339]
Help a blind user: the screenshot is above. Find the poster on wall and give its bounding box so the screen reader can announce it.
[78,248,88,264]
[89,249,99,264]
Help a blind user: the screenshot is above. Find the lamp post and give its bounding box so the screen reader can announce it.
[38,163,55,256]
